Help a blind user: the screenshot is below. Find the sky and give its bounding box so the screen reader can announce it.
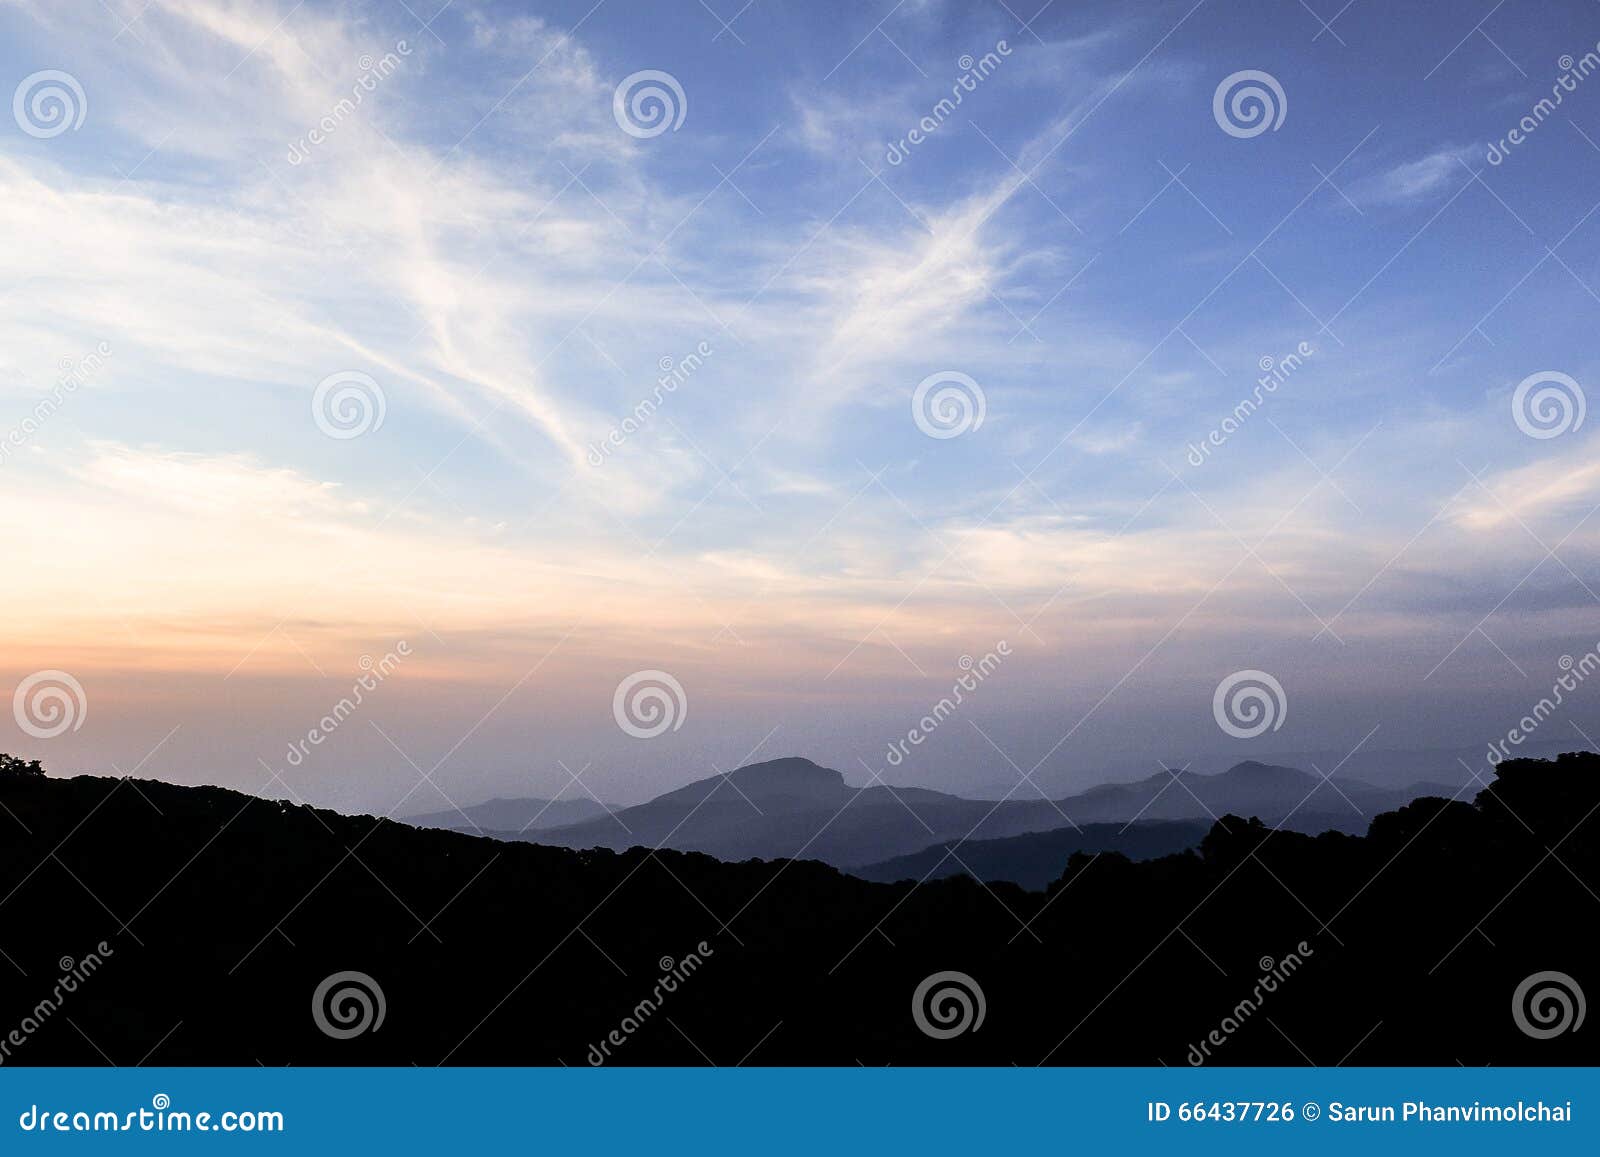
[3,0,1600,812]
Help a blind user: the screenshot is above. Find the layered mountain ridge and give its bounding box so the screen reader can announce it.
[407,755,1454,878]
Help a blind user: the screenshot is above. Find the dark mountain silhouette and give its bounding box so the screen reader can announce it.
[1052,760,1448,827]
[524,756,1449,867]
[852,819,1211,889]
[404,796,607,835]
[0,752,1594,1065]
[971,739,1584,798]
[525,756,1073,866]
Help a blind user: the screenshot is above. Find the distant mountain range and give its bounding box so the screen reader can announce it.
[968,737,1585,798]
[438,756,1453,882]
[511,756,1044,867]
[851,819,1212,890]
[1052,759,1457,827]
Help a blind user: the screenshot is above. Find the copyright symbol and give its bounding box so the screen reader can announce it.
[1301,1102,1320,1121]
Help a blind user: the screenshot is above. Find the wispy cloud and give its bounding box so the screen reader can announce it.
[4,0,1600,801]
[1355,145,1473,206]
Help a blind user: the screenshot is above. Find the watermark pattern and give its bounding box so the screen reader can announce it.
[313,371,387,439]
[312,971,386,1039]
[12,670,87,740]
[0,341,112,467]
[1487,646,1600,765]
[1511,970,1586,1039]
[586,941,714,1064]
[587,341,713,466]
[1186,342,1314,466]
[885,41,1012,166]
[1488,48,1600,165]
[284,643,411,767]
[12,70,86,139]
[885,643,1010,767]
[612,70,686,139]
[1212,70,1286,138]
[912,370,986,439]
[1212,669,1286,739]
[0,943,114,1065]
[612,670,687,739]
[1186,942,1315,1064]
[286,41,412,165]
[911,970,986,1039]
[1511,370,1585,439]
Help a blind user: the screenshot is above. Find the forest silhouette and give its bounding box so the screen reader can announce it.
[0,752,1593,1065]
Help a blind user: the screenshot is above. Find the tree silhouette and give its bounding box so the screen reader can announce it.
[0,752,43,777]
[0,751,1593,1065]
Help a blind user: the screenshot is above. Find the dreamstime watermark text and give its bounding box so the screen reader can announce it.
[885,42,1011,166]
[885,643,1010,767]
[0,342,111,466]
[1185,941,1315,1065]
[1487,644,1600,765]
[287,41,412,164]
[284,642,411,767]
[1187,342,1313,466]
[586,941,714,1064]
[0,943,114,1065]
[1487,46,1600,165]
[588,342,713,466]
[18,1095,282,1134]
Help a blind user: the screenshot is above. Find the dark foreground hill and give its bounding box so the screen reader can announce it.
[852,819,1211,889]
[0,754,1595,1066]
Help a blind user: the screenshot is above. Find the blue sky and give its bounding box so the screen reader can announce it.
[3,0,1600,809]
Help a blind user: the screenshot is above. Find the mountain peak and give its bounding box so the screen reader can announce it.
[1223,759,1310,780]
[726,756,845,791]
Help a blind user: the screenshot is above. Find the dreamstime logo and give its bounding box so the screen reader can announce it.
[1511,371,1585,439]
[0,941,114,1066]
[885,643,1011,767]
[884,41,1012,165]
[286,40,412,165]
[1487,646,1600,765]
[0,340,112,468]
[1512,971,1586,1039]
[586,940,715,1064]
[1488,47,1600,165]
[588,341,713,466]
[312,371,386,439]
[912,971,986,1039]
[1186,341,1314,466]
[612,70,686,139]
[311,971,386,1039]
[283,643,411,768]
[12,70,87,139]
[1212,669,1286,739]
[12,670,87,739]
[912,371,985,439]
[1212,70,1286,138]
[612,669,687,739]
[17,1094,283,1133]
[1187,941,1315,1064]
